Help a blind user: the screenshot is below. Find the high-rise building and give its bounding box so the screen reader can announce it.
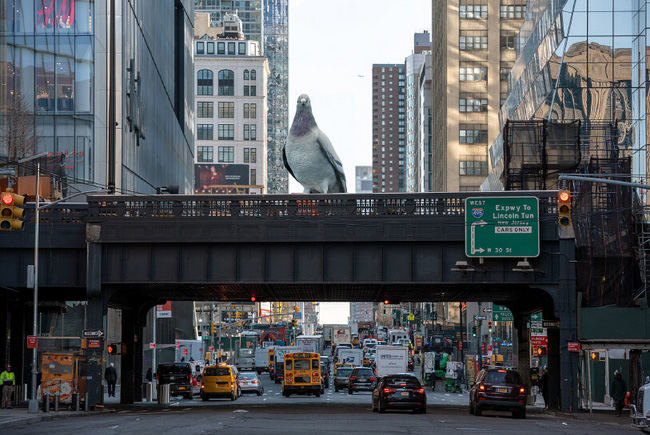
[431,0,527,192]
[355,166,372,193]
[193,12,268,194]
[194,0,289,194]
[372,64,405,192]
[0,1,195,195]
[350,302,374,324]
[418,52,433,192]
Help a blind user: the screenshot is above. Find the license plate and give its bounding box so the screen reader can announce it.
[178,387,186,390]
[359,379,366,382]
[400,392,409,396]
[497,388,507,393]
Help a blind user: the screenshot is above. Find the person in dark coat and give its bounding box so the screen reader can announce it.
[610,371,627,416]
[539,369,549,409]
[104,363,117,397]
[145,367,153,383]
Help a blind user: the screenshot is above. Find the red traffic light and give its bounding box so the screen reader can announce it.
[1,193,14,206]
[384,299,390,305]
[559,190,570,202]
[250,296,256,302]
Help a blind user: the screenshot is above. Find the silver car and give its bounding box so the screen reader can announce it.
[237,372,264,396]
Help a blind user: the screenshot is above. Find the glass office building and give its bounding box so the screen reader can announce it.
[484,0,647,194]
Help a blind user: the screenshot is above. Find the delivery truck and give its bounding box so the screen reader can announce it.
[337,348,363,367]
[375,346,408,377]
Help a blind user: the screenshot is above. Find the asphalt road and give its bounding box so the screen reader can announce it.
[2,367,637,435]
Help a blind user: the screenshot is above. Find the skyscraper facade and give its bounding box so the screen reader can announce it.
[194,0,289,193]
[431,0,527,192]
[405,32,429,192]
[372,64,405,192]
[0,0,195,195]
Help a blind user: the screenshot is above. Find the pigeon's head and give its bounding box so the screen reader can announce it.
[297,94,312,110]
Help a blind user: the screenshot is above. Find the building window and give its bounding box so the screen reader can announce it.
[244,147,257,163]
[218,124,235,140]
[500,62,514,81]
[218,146,235,163]
[500,31,517,50]
[460,156,488,176]
[207,42,215,54]
[244,103,257,118]
[244,69,249,80]
[197,42,204,54]
[460,1,487,19]
[459,124,488,144]
[197,101,214,118]
[459,94,488,112]
[244,85,257,96]
[197,124,214,140]
[500,3,526,19]
[243,124,250,140]
[218,70,234,96]
[218,102,234,118]
[459,31,488,50]
[238,42,246,55]
[250,69,256,80]
[459,63,487,81]
[250,124,257,140]
[197,146,213,162]
[228,42,235,55]
[197,69,213,95]
[250,168,257,185]
[217,42,225,54]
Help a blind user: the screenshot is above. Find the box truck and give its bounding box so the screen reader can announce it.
[376,346,408,377]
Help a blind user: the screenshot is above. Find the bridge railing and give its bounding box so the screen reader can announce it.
[85,191,558,220]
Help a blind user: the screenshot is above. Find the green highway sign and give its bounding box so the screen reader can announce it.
[530,312,542,321]
[492,305,514,322]
[465,197,539,257]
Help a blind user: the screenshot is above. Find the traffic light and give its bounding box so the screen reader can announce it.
[291,318,298,329]
[0,189,26,231]
[107,343,120,355]
[210,322,217,335]
[293,305,297,313]
[488,321,493,333]
[472,326,477,337]
[558,190,571,226]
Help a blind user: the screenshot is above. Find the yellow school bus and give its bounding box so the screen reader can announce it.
[282,352,321,397]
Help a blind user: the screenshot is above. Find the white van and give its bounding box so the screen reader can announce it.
[363,338,377,348]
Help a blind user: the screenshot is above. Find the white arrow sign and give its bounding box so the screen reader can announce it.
[82,329,104,338]
[471,220,487,254]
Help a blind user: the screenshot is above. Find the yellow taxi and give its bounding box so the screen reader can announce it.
[200,364,239,401]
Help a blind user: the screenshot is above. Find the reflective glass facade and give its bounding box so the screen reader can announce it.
[1,0,95,183]
[484,0,649,195]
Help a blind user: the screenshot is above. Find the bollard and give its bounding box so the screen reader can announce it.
[13,384,22,406]
[146,382,153,402]
[72,392,80,411]
[53,392,59,412]
[23,383,28,401]
[43,392,50,413]
[84,392,89,412]
[157,384,170,404]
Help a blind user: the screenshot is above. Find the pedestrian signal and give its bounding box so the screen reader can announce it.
[107,343,119,355]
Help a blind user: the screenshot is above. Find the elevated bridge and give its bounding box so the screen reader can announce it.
[1,191,576,411]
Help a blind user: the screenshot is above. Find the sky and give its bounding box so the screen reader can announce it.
[288,0,432,194]
[288,1,432,324]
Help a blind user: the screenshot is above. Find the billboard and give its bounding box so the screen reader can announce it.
[194,164,250,194]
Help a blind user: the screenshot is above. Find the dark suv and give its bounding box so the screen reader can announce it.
[348,367,376,394]
[469,367,527,418]
[157,362,194,399]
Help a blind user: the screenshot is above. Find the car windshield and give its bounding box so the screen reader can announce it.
[486,370,521,384]
[239,372,257,380]
[353,369,373,377]
[204,366,231,376]
[337,368,353,377]
[385,377,420,388]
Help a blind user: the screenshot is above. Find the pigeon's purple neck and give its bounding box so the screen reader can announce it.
[290,107,317,137]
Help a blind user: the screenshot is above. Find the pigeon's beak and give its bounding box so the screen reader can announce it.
[299,98,307,106]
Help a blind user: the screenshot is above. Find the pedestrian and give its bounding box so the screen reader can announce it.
[105,363,117,397]
[540,369,549,409]
[0,364,15,409]
[146,367,153,383]
[455,364,465,392]
[610,371,627,416]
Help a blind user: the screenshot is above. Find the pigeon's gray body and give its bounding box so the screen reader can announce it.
[283,94,347,193]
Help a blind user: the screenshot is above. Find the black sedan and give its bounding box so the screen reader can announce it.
[371,373,427,414]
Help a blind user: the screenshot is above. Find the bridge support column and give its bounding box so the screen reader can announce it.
[120,308,141,404]
[86,297,105,407]
[516,317,531,392]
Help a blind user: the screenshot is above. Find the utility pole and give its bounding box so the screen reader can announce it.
[477,301,483,370]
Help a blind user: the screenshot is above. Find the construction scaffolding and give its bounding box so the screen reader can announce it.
[502,120,641,307]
